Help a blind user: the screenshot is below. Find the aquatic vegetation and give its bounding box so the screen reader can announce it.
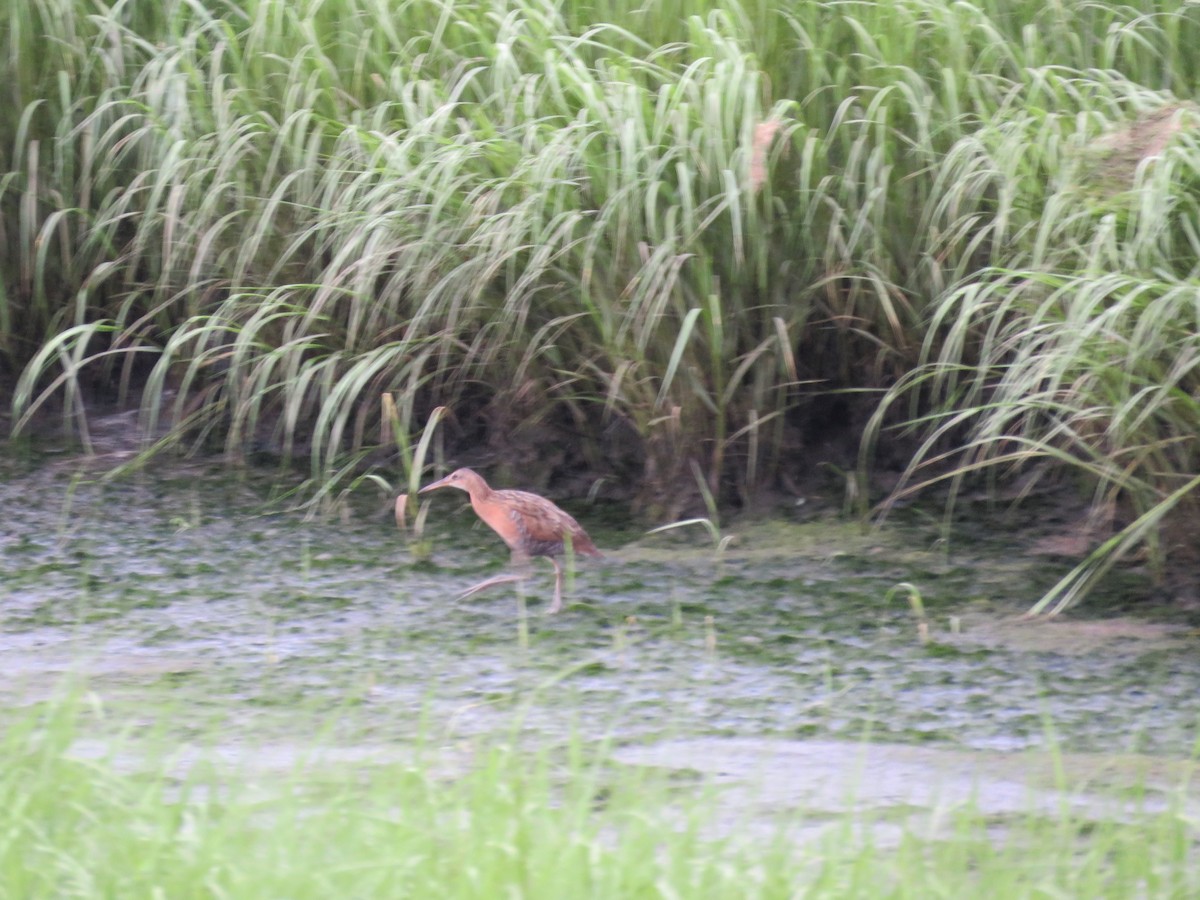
[865,270,1200,614]
[2,0,1198,610]
[1,464,1199,896]
[886,582,929,644]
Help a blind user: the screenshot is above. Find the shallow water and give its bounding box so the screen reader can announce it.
[3,457,1200,817]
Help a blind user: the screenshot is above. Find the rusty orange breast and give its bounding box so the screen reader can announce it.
[470,493,527,554]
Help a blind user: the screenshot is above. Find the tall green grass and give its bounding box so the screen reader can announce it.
[3,695,1198,898]
[863,106,1200,611]
[2,0,1198,607]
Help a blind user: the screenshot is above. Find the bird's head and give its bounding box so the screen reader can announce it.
[418,467,483,496]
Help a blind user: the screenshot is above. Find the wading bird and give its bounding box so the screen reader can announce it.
[419,468,601,612]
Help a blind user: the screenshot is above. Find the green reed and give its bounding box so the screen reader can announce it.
[2,0,1198,609]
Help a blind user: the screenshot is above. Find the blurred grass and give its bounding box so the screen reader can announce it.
[3,693,1198,898]
[1,0,1198,610]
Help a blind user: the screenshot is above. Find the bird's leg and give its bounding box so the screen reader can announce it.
[456,554,570,613]
[547,557,564,614]
[457,551,532,601]
[457,573,527,600]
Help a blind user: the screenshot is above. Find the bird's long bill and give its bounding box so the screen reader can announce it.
[417,474,455,494]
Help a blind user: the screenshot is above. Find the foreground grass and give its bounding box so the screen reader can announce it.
[3,696,1198,898]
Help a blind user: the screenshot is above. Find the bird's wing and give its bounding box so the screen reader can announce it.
[494,489,596,550]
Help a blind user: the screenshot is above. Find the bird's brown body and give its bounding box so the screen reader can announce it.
[419,468,601,611]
